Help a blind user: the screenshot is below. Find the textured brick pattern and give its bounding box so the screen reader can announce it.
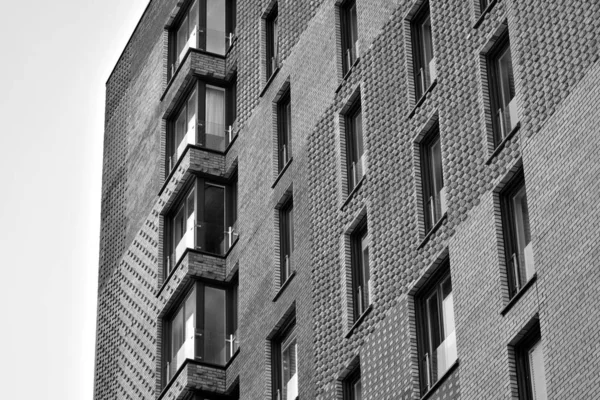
[96,0,600,399]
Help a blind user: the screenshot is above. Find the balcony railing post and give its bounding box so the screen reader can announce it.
[346,48,352,70]
[429,195,436,225]
[352,161,358,189]
[420,67,426,96]
[285,254,290,279]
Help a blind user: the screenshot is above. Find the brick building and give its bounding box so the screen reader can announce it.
[94,0,600,399]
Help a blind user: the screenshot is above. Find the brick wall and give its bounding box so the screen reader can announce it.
[95,0,600,399]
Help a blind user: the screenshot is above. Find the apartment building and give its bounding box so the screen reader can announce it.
[95,0,600,399]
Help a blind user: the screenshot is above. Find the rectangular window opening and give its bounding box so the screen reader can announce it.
[487,32,518,147]
[265,4,279,79]
[515,322,547,400]
[345,99,365,193]
[351,220,370,320]
[340,0,359,75]
[411,1,436,101]
[272,320,298,400]
[420,124,446,233]
[279,198,294,285]
[277,89,292,172]
[415,260,457,395]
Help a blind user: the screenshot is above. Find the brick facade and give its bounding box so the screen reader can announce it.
[95,0,600,399]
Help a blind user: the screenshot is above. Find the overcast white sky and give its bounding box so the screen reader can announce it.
[0,0,150,398]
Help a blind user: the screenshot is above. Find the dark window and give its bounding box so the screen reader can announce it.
[169,0,237,78]
[343,364,362,400]
[277,89,292,171]
[416,261,456,395]
[515,323,547,400]
[345,100,365,192]
[165,176,238,276]
[501,171,534,298]
[164,280,238,384]
[340,0,359,75]
[411,1,435,101]
[167,81,237,173]
[279,198,294,284]
[420,125,446,233]
[487,32,517,147]
[480,0,490,12]
[265,4,279,78]
[351,220,370,320]
[272,320,298,400]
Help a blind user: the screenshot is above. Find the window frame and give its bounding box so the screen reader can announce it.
[271,318,297,400]
[168,0,238,79]
[277,88,292,172]
[410,1,434,101]
[164,175,238,277]
[343,364,362,400]
[166,80,237,175]
[265,3,279,79]
[486,31,516,147]
[340,0,359,75]
[415,260,456,396]
[500,170,533,298]
[279,198,294,285]
[163,279,239,386]
[515,322,546,400]
[344,99,364,193]
[350,219,369,321]
[420,123,445,233]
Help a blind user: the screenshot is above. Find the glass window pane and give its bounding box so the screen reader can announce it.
[349,3,358,55]
[354,377,362,400]
[177,16,188,58]
[203,184,225,254]
[421,15,433,66]
[173,205,186,246]
[282,333,298,400]
[206,86,226,150]
[426,292,441,353]
[204,286,227,365]
[430,137,443,197]
[354,109,364,159]
[497,46,515,107]
[360,231,370,305]
[512,185,534,281]
[207,0,226,54]
[189,1,199,47]
[528,340,548,400]
[441,278,455,337]
[175,108,187,150]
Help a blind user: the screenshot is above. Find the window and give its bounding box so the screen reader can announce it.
[169,0,237,77]
[272,321,298,400]
[411,1,436,101]
[345,99,365,192]
[277,89,292,172]
[279,198,294,285]
[420,125,446,233]
[265,4,279,79]
[351,220,370,320]
[167,80,237,172]
[165,176,238,275]
[416,262,457,395]
[487,32,518,147]
[480,0,491,12]
[343,364,362,400]
[164,281,238,384]
[340,0,359,75]
[501,171,534,298]
[515,323,547,400]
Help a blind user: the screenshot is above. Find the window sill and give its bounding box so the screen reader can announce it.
[418,213,447,249]
[419,360,459,400]
[485,122,521,165]
[157,239,239,298]
[341,175,366,211]
[473,0,499,29]
[272,158,293,189]
[273,271,297,302]
[408,80,438,120]
[500,273,537,316]
[335,57,361,94]
[260,67,281,98]
[345,304,373,339]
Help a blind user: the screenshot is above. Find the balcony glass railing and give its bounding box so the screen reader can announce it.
[422,330,457,390]
[169,120,238,171]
